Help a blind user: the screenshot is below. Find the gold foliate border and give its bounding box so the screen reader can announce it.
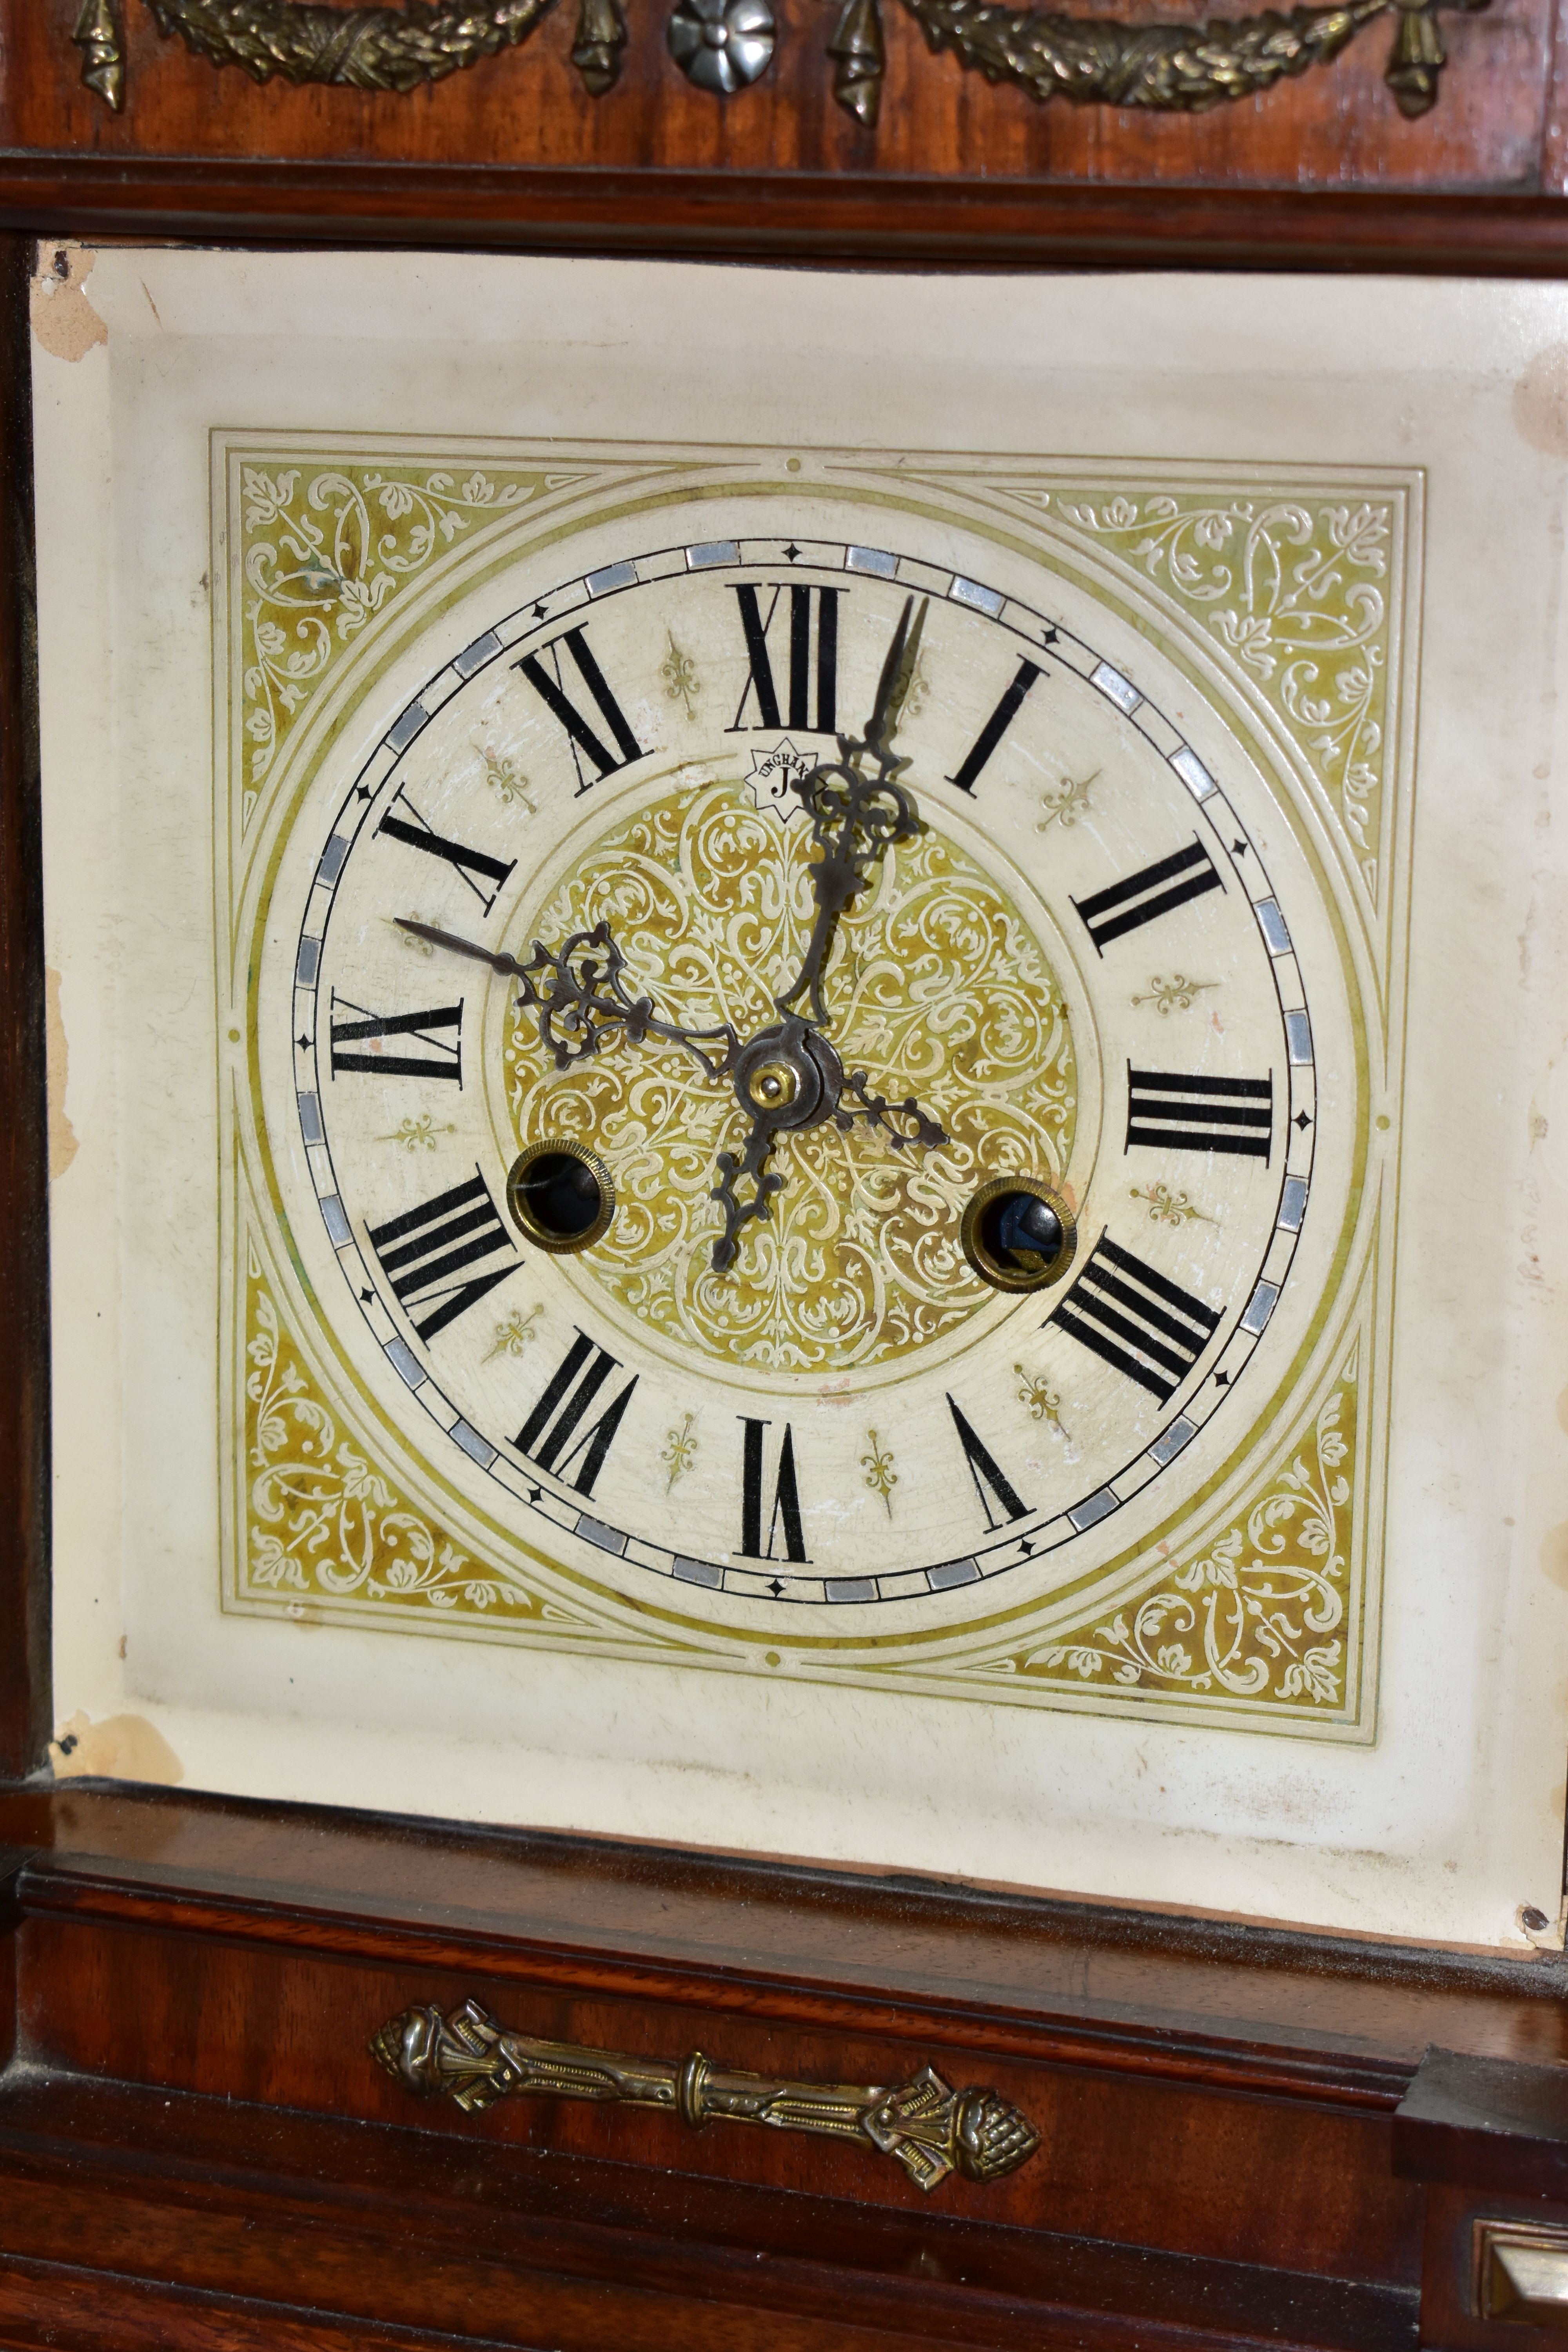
[221,436,1406,1741]
[939,1340,1365,1719]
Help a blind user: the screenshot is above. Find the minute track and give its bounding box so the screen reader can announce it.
[287,526,1320,1622]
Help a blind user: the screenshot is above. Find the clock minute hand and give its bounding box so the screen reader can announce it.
[775,595,928,1029]
[396,915,740,1082]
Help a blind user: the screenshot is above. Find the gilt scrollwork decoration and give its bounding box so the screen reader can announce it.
[373,1995,1041,2193]
[73,0,1486,122]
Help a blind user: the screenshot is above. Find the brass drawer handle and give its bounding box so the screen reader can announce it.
[1480,2223,1568,2328]
[372,1996,1039,2194]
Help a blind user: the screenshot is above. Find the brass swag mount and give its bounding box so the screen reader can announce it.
[372,1996,1041,2194]
[73,0,1488,127]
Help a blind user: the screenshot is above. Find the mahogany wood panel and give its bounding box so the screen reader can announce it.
[0,0,1545,193]
[0,1791,1563,2346]
[9,1787,1568,2095]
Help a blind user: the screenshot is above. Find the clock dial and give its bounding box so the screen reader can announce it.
[258,506,1346,1641]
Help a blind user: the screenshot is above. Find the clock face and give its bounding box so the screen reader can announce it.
[249,481,1363,1663]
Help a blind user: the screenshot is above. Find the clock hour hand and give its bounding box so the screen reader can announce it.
[397,915,740,1082]
[776,595,928,1029]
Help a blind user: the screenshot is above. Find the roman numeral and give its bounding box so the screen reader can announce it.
[367,1171,516,1344]
[1125,1066,1273,1160]
[330,995,463,1084]
[1073,838,1223,954]
[946,658,1044,795]
[947,1397,1030,1532]
[515,627,642,789]
[728,585,841,735]
[739,1417,809,1563]
[376,791,516,913]
[515,1330,637,1499]
[1050,1236,1220,1405]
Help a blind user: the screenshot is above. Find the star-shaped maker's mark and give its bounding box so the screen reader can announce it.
[1294,1109,1313,1131]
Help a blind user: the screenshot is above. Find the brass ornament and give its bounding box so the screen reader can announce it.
[960,1173,1077,1294]
[372,1995,1041,2193]
[505,1136,617,1253]
[73,0,1485,116]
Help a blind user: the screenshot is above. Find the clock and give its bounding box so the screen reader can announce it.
[232,453,1379,1728]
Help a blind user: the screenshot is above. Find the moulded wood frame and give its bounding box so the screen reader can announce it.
[4,161,1568,2345]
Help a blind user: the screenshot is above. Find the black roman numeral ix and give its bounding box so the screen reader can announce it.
[946,658,1044,795]
[515,627,642,790]
[739,1418,809,1564]
[1050,1236,1220,1405]
[516,1332,638,1500]
[1125,1065,1273,1161]
[947,1397,1030,1532]
[367,1171,516,1345]
[330,995,463,1084]
[730,585,842,735]
[1074,838,1223,954]
[376,790,516,915]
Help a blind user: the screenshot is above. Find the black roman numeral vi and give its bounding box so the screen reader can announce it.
[1125,1066,1273,1161]
[516,1332,638,1499]
[947,1397,1030,1531]
[330,995,463,1084]
[515,627,642,791]
[739,1418,809,1564]
[729,586,842,735]
[946,659,1043,795]
[367,1171,516,1344]
[1050,1236,1220,1405]
[376,791,516,914]
[1074,838,1223,954]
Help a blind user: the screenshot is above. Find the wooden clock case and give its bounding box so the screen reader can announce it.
[7,9,1568,2344]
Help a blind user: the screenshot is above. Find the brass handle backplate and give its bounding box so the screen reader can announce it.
[372,1995,1040,2194]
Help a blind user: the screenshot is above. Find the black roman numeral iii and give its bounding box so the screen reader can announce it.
[515,627,642,790]
[947,1397,1030,1531]
[516,1332,638,1499]
[946,658,1043,795]
[376,790,516,914]
[1125,1066,1273,1161]
[329,995,463,1084]
[1074,838,1223,953]
[367,1171,516,1344]
[729,585,842,735]
[1049,1237,1220,1405]
[739,1418,809,1564]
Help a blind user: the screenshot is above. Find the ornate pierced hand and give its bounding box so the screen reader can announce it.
[708,595,948,1267]
[395,916,742,1080]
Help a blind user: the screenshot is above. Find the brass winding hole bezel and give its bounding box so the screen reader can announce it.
[506,1138,616,1255]
[961,1175,1077,1295]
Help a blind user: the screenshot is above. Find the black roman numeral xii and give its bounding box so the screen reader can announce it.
[730,586,842,735]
